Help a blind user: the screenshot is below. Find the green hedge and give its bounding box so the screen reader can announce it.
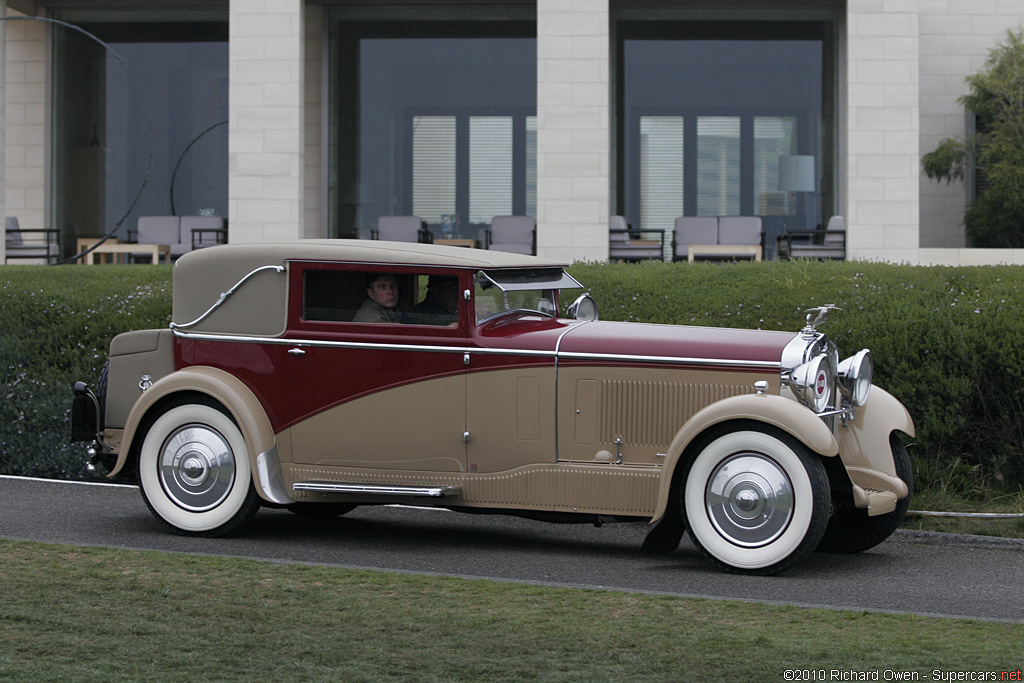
[0,266,171,479]
[2,260,1022,488]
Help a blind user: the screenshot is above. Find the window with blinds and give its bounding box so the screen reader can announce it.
[469,117,513,223]
[412,116,457,223]
[619,31,830,244]
[525,117,537,220]
[697,117,740,217]
[411,115,536,228]
[640,117,684,233]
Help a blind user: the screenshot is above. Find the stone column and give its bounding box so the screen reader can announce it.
[846,0,921,262]
[229,0,305,243]
[536,0,610,262]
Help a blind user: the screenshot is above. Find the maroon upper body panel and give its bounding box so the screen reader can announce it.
[472,314,572,353]
[556,320,794,367]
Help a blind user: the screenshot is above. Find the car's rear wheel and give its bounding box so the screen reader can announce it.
[817,434,913,553]
[682,424,829,575]
[137,398,260,536]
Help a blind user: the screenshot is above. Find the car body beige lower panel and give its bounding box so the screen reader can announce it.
[285,375,467,472]
[283,463,660,516]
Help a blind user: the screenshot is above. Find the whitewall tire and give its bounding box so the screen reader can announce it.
[683,425,829,575]
[137,400,260,536]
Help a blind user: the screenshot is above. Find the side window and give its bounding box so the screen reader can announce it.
[303,270,459,326]
[303,271,367,322]
[474,276,504,323]
[410,274,460,326]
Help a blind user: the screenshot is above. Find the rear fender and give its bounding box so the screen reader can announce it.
[649,393,838,525]
[112,366,290,505]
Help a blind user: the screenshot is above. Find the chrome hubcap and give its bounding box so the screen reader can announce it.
[705,453,794,547]
[158,424,236,512]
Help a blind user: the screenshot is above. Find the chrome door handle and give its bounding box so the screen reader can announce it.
[288,348,306,356]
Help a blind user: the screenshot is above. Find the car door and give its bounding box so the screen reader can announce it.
[464,272,563,473]
[283,263,469,472]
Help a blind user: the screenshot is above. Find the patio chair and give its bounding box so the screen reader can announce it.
[487,216,535,254]
[779,215,846,260]
[5,216,60,264]
[373,216,432,243]
[182,216,228,250]
[671,217,718,261]
[134,216,186,261]
[608,216,665,262]
[717,216,763,247]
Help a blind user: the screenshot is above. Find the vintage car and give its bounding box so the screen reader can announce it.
[72,240,914,575]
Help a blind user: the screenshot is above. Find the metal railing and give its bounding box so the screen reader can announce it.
[908,510,1024,519]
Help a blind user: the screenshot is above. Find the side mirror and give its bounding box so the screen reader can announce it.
[568,293,598,321]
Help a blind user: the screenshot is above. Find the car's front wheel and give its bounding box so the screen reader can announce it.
[816,434,913,554]
[682,424,829,575]
[137,398,260,536]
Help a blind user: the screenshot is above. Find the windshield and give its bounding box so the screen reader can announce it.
[474,268,580,323]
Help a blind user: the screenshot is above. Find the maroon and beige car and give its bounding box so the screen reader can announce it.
[72,240,914,575]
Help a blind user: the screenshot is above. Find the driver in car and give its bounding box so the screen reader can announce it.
[354,273,404,323]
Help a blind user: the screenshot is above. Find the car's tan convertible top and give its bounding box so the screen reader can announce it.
[172,239,569,337]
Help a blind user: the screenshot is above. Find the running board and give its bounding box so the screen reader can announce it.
[292,481,461,498]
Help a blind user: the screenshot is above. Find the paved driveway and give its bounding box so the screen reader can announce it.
[2,475,1023,623]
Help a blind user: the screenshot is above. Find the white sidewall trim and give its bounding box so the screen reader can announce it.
[684,430,816,571]
[138,403,252,533]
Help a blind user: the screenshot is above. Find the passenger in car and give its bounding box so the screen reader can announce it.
[414,276,459,326]
[353,273,404,323]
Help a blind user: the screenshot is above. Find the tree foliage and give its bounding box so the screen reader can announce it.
[922,28,1024,247]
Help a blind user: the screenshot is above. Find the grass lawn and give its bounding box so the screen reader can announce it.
[0,539,1020,682]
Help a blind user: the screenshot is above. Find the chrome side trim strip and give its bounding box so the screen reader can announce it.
[293,481,461,498]
[173,330,556,357]
[553,320,590,356]
[171,329,780,369]
[170,265,286,330]
[558,351,779,369]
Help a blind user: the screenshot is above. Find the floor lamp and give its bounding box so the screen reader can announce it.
[778,155,816,233]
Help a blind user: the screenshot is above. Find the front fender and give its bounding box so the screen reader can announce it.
[834,385,915,494]
[649,393,839,525]
[110,366,290,505]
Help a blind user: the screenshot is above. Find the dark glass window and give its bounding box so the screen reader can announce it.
[329,17,536,241]
[52,19,228,255]
[617,21,835,254]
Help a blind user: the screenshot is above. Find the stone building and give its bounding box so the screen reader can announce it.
[2,0,1023,265]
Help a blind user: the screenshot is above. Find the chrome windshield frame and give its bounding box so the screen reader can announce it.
[476,268,582,293]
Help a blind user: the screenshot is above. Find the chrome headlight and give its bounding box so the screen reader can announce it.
[789,354,835,413]
[837,349,872,407]
[568,293,598,321]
